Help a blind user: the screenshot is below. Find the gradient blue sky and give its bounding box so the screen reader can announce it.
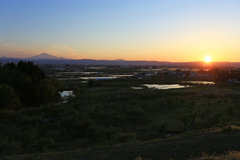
[0,0,240,61]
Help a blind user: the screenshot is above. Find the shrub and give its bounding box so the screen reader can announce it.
[115,132,137,143]
[181,131,195,137]
[0,136,22,156]
[33,138,54,153]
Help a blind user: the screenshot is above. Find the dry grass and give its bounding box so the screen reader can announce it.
[135,156,152,160]
[195,151,240,160]
[136,151,240,160]
[222,125,240,132]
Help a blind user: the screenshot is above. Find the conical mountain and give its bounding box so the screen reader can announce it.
[25,53,67,60]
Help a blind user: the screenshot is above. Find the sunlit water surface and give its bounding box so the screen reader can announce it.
[180,81,215,84]
[132,84,192,90]
[59,91,73,98]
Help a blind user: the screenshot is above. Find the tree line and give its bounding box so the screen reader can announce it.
[0,61,62,109]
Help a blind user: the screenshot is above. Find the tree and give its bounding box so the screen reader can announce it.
[0,84,21,110]
[0,61,61,107]
[17,60,45,82]
[18,80,40,106]
[3,62,16,70]
[39,79,61,104]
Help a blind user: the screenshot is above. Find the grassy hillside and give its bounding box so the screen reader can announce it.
[2,129,240,160]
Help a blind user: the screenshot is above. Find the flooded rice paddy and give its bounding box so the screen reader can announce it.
[180,81,215,84]
[132,84,192,90]
[132,81,214,90]
[59,91,73,98]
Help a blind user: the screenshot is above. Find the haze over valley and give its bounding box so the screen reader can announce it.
[1,53,240,67]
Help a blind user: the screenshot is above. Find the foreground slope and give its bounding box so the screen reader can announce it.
[2,130,240,160]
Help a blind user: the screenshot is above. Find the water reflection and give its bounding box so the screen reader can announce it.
[80,72,102,75]
[181,81,215,84]
[80,77,115,80]
[132,87,146,89]
[58,75,133,80]
[132,84,192,90]
[59,91,73,98]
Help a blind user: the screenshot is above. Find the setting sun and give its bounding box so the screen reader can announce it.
[204,56,212,62]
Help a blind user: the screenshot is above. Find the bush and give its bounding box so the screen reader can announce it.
[115,132,137,143]
[33,138,54,153]
[0,84,21,110]
[94,126,121,142]
[42,130,61,140]
[0,136,22,156]
[181,131,195,137]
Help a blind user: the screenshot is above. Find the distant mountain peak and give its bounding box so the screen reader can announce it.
[0,56,14,59]
[25,53,67,60]
[115,59,125,61]
[0,56,8,59]
[40,53,48,55]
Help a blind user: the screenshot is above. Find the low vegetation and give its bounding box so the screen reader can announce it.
[1,63,240,159]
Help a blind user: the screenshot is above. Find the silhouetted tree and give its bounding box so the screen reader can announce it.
[0,84,21,109]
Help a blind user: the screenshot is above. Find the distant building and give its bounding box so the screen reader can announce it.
[228,79,240,83]
[175,72,185,78]
[189,72,197,77]
[167,71,176,76]
[74,70,83,72]
[50,68,65,70]
[155,71,166,75]
[133,72,151,79]
[95,78,112,81]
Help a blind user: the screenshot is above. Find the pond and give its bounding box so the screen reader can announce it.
[74,75,133,80]
[56,74,133,81]
[78,72,102,75]
[59,91,73,98]
[59,91,74,103]
[180,81,215,84]
[132,84,192,90]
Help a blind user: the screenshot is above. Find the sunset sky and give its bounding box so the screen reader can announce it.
[0,0,240,62]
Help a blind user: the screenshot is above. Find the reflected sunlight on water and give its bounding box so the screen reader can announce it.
[59,91,73,98]
[132,84,192,90]
[181,81,215,84]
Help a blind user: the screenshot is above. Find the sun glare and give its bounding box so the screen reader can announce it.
[204,56,212,62]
